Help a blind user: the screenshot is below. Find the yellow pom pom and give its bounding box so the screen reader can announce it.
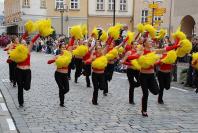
[36,19,54,37]
[138,52,159,69]
[156,29,167,40]
[115,23,123,30]
[108,26,120,40]
[72,45,89,57]
[192,52,198,69]
[161,50,177,64]
[137,23,144,33]
[9,44,29,63]
[25,20,38,34]
[144,24,156,38]
[70,25,83,40]
[107,48,118,59]
[100,30,108,42]
[176,39,192,57]
[91,28,98,39]
[118,47,124,54]
[63,50,72,59]
[81,24,88,37]
[126,31,135,44]
[92,56,108,69]
[131,59,141,70]
[105,54,115,60]
[173,31,186,41]
[55,51,72,69]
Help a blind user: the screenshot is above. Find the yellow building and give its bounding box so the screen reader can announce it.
[88,0,134,34]
[133,0,171,32]
[46,0,88,36]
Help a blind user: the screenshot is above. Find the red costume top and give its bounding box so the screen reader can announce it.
[18,54,31,66]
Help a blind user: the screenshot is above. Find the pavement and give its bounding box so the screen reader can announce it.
[0,49,198,133]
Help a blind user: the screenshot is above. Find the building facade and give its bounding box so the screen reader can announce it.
[46,0,88,36]
[171,0,198,38]
[88,0,133,34]
[4,0,47,34]
[133,0,171,32]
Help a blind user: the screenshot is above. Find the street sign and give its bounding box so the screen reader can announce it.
[149,3,159,9]
[155,8,166,13]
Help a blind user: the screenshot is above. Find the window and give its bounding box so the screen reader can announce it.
[55,0,64,9]
[23,0,30,7]
[154,16,161,21]
[108,0,114,11]
[70,0,79,9]
[141,10,148,23]
[40,0,46,8]
[120,0,127,11]
[96,0,104,11]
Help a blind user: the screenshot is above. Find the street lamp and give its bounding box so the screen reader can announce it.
[56,3,68,35]
[113,0,115,26]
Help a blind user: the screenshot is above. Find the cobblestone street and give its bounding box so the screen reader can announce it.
[0,49,198,133]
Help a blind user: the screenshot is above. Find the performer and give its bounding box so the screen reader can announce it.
[9,34,40,107]
[139,37,179,117]
[103,42,115,96]
[156,50,177,104]
[4,35,19,87]
[82,40,95,88]
[47,50,71,107]
[66,37,75,80]
[74,42,83,83]
[122,43,140,104]
[91,42,107,105]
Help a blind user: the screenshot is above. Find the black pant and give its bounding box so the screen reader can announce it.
[171,63,177,81]
[157,71,171,101]
[126,69,140,103]
[92,72,105,103]
[104,63,114,94]
[83,64,91,87]
[194,70,198,89]
[16,68,31,105]
[74,58,83,82]
[9,61,17,83]
[55,71,69,105]
[68,58,75,78]
[140,73,159,112]
[186,65,194,86]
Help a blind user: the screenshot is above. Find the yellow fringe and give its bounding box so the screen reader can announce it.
[70,25,83,40]
[72,45,89,57]
[176,39,192,57]
[55,50,72,69]
[92,56,108,69]
[24,20,38,34]
[137,23,144,33]
[138,52,160,69]
[161,50,177,64]
[9,44,29,63]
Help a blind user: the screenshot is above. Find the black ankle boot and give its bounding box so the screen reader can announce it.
[92,99,98,105]
[141,111,148,117]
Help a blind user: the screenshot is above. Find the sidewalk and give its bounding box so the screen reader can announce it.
[0,90,17,133]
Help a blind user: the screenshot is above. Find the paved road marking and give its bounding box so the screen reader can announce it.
[1,79,10,83]
[0,92,2,98]
[171,87,189,92]
[6,118,16,130]
[0,103,8,111]
[113,76,128,80]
